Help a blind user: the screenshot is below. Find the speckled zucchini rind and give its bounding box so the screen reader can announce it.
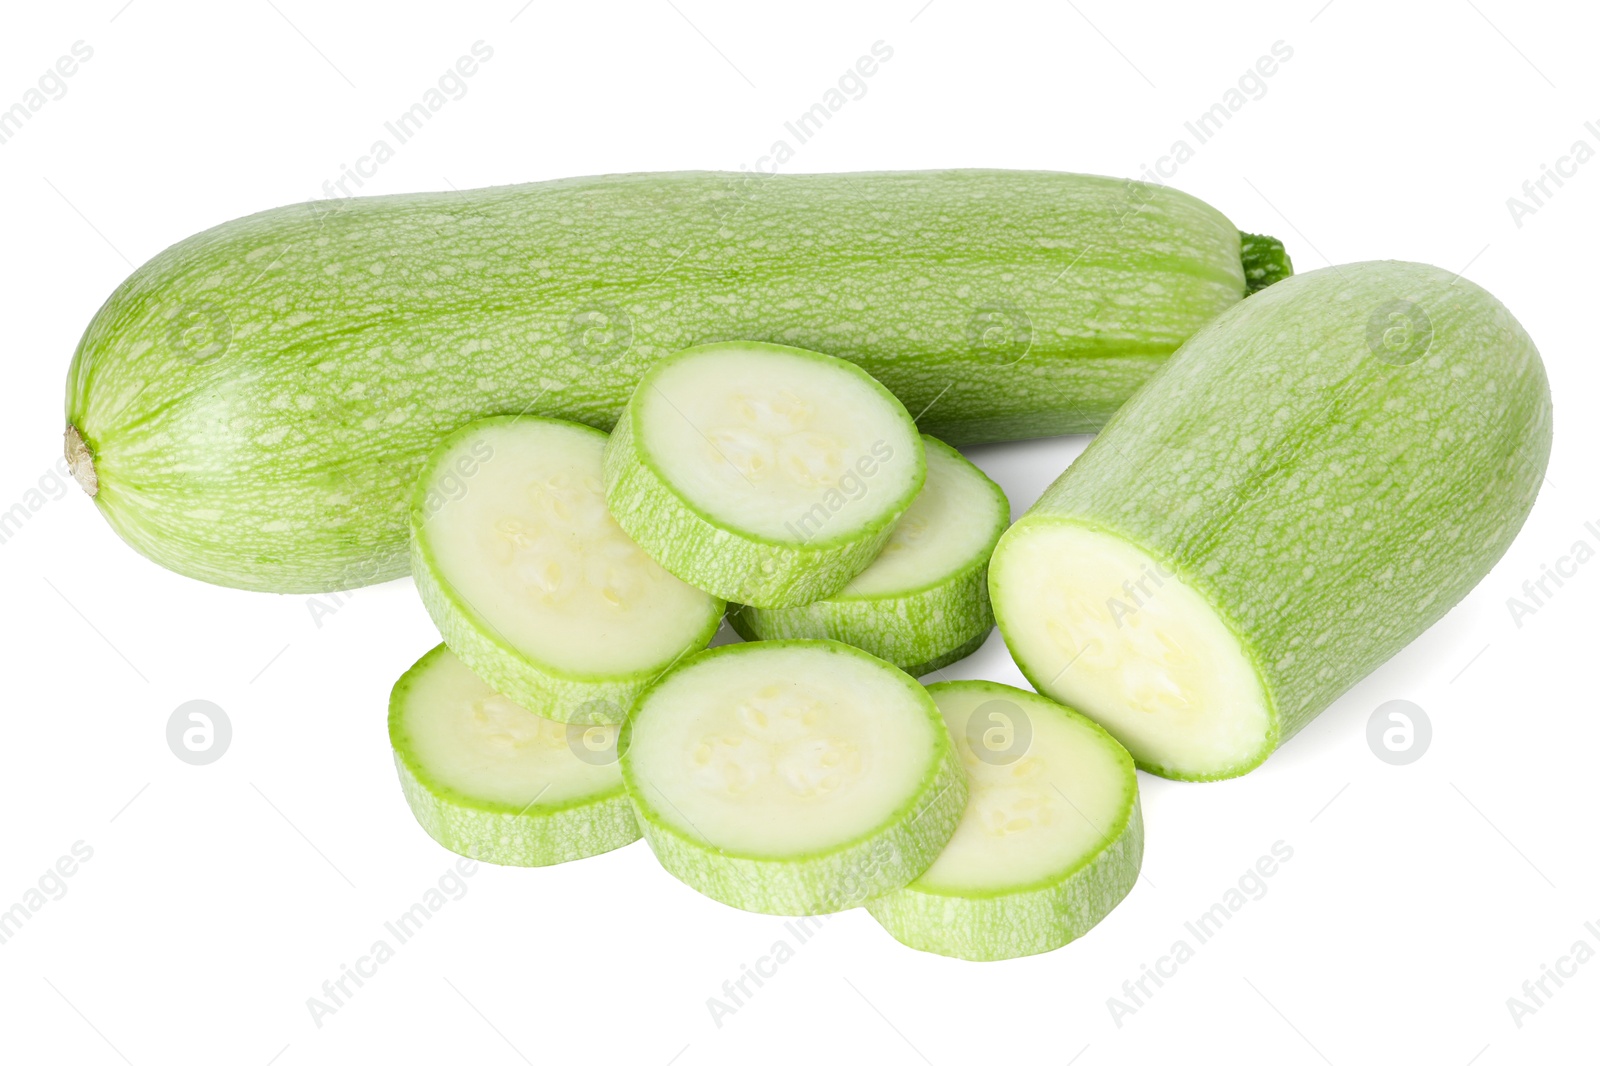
[66,172,1285,594]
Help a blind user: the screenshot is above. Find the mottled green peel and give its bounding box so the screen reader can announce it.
[64,170,1279,593]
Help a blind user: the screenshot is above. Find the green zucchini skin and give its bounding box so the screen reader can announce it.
[64,170,1274,593]
[865,801,1141,960]
[993,261,1552,778]
[629,760,964,916]
[392,751,639,867]
[1239,232,1293,293]
[723,569,991,676]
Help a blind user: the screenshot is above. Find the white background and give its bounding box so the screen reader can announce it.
[1,1,1595,1063]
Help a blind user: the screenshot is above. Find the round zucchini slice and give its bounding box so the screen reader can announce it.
[620,640,965,915]
[603,343,925,608]
[388,645,640,866]
[410,415,724,724]
[866,680,1142,960]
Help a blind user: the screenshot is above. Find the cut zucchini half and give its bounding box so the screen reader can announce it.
[727,437,1009,675]
[866,681,1142,961]
[410,416,724,724]
[388,645,640,866]
[989,522,1273,779]
[603,343,926,608]
[989,262,1549,781]
[620,640,966,915]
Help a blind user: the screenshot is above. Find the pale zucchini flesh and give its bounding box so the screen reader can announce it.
[988,523,1273,776]
[620,640,966,915]
[866,681,1142,961]
[410,416,722,723]
[992,261,1551,780]
[63,170,1286,593]
[727,436,1009,674]
[388,645,640,866]
[604,343,925,608]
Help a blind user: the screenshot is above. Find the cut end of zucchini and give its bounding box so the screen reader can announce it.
[64,425,98,497]
[411,416,722,719]
[388,645,640,866]
[989,520,1275,780]
[1239,231,1293,294]
[621,640,965,914]
[866,681,1142,961]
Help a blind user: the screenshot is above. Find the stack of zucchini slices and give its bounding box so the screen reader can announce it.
[390,341,1143,960]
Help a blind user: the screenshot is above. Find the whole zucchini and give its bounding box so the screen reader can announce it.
[62,170,1289,593]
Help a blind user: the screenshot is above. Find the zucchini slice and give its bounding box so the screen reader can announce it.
[620,640,966,915]
[388,645,640,866]
[727,437,1009,675]
[991,261,1552,780]
[410,416,723,724]
[866,681,1142,960]
[604,343,926,608]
